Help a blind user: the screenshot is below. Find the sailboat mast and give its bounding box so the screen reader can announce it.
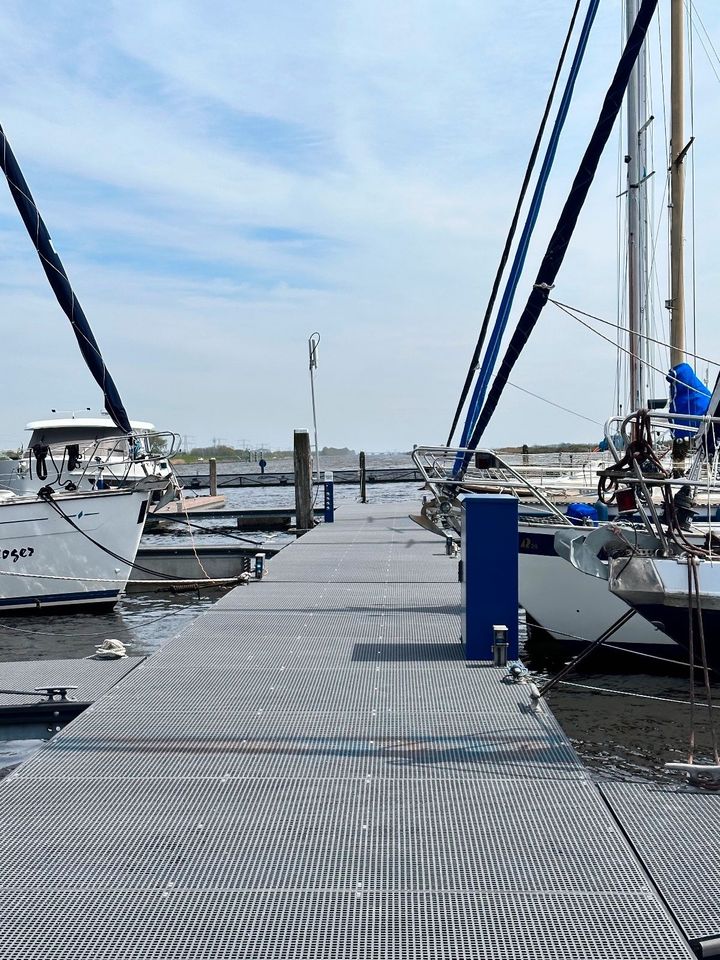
[626,0,648,409]
[669,0,686,366]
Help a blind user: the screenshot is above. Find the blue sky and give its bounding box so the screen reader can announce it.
[1,1,719,451]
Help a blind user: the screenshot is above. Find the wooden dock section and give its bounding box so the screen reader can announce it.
[0,503,701,958]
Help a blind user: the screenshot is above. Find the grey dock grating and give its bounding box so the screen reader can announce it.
[0,656,144,706]
[0,503,695,958]
[601,781,720,953]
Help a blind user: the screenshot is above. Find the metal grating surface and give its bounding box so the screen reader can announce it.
[0,656,144,705]
[15,710,582,783]
[0,502,692,958]
[0,891,692,960]
[212,580,462,613]
[169,608,463,645]
[601,781,720,942]
[0,778,660,893]
[267,563,460,584]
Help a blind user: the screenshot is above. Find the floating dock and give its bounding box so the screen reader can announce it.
[128,543,284,592]
[178,465,423,488]
[0,656,144,725]
[0,502,715,957]
[144,506,323,533]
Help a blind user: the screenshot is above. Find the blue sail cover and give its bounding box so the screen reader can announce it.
[0,125,131,434]
[668,363,710,438]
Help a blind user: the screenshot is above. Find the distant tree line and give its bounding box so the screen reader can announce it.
[498,442,594,454]
[173,444,356,463]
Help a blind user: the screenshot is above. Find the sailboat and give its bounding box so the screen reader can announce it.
[0,124,175,611]
[414,0,686,662]
[553,0,720,670]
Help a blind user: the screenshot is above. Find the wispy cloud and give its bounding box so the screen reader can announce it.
[0,1,719,448]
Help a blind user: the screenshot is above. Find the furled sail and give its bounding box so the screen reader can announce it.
[0,124,131,433]
[446,0,587,447]
[456,0,659,475]
[455,0,600,452]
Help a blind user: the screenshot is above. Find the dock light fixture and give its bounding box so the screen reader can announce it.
[324,471,335,523]
[308,332,321,485]
[254,552,266,580]
[492,625,509,667]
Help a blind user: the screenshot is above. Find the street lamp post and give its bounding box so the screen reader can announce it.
[308,332,321,484]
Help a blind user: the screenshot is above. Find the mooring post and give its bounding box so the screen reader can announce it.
[461,494,518,660]
[294,430,314,533]
[209,457,217,497]
[359,451,367,503]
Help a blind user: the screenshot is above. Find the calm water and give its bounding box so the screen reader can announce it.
[1,455,717,783]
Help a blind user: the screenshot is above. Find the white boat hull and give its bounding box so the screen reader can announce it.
[518,521,678,656]
[0,488,150,611]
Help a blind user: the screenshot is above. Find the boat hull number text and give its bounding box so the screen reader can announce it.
[1,547,35,562]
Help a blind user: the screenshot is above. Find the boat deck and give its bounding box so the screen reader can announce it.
[0,502,708,958]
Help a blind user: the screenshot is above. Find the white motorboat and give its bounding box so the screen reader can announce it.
[0,480,162,611]
[0,416,173,496]
[0,124,178,611]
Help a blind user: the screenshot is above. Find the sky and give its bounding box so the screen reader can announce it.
[1,1,719,452]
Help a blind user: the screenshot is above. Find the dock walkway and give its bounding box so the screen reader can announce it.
[0,503,696,958]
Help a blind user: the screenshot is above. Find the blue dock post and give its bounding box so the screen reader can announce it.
[461,493,518,660]
[324,471,335,523]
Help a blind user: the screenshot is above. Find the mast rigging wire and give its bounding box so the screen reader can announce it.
[550,298,719,368]
[686,1,720,84]
[505,380,602,426]
[551,299,715,397]
[687,0,698,366]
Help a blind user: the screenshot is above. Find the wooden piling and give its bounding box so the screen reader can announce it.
[209,457,217,497]
[294,430,313,533]
[359,451,367,503]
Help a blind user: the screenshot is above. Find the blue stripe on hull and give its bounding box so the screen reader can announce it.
[0,589,119,609]
[518,529,558,557]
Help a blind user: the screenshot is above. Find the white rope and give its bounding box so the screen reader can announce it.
[179,488,216,583]
[559,679,720,708]
[0,566,246,585]
[0,568,127,583]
